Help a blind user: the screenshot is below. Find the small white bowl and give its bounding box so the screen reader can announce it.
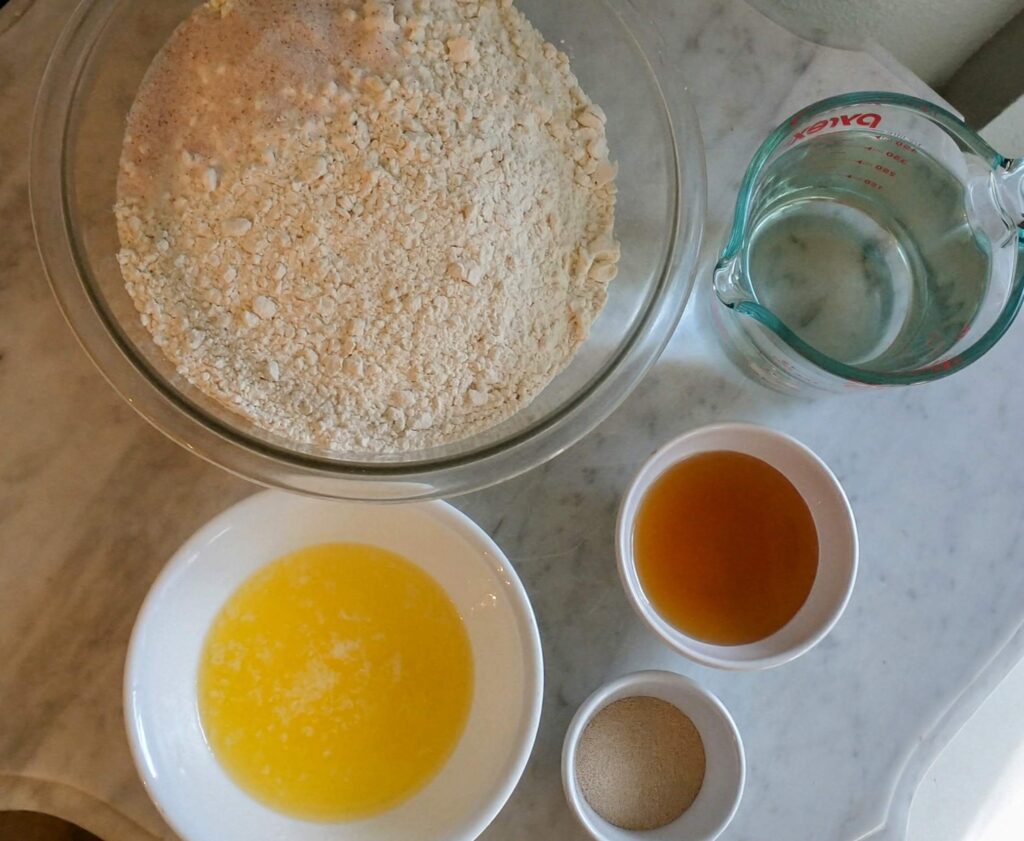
[125,490,543,841]
[562,670,744,841]
[617,422,858,671]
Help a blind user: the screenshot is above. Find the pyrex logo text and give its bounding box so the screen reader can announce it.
[792,112,881,142]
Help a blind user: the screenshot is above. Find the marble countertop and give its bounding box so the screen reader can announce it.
[3,2,1024,840]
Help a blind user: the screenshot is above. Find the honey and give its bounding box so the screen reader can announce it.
[634,451,818,645]
[197,543,473,820]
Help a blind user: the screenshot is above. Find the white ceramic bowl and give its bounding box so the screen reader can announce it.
[125,490,543,841]
[617,422,858,671]
[561,670,744,841]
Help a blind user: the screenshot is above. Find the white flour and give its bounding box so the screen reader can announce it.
[116,0,618,453]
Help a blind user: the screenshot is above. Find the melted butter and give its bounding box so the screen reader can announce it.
[198,542,473,820]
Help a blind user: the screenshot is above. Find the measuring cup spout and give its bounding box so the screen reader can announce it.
[712,255,752,307]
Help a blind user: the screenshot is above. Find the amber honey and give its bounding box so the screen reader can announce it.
[634,450,818,645]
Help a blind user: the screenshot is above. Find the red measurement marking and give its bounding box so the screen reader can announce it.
[885,151,908,165]
[863,178,882,190]
[875,164,895,176]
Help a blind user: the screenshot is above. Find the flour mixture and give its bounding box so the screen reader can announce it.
[116,0,618,452]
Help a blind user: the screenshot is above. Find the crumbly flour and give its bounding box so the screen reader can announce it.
[116,0,618,453]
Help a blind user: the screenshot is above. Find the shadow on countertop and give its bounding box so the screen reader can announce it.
[0,811,104,841]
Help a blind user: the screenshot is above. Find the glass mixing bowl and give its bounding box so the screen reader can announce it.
[31,0,705,500]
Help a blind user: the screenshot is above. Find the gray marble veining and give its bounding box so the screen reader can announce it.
[2,2,1022,841]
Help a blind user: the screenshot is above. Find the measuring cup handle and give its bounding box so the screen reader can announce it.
[995,158,1024,229]
[967,158,1024,247]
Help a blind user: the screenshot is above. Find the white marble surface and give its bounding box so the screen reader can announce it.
[908,654,1024,841]
[2,2,1023,841]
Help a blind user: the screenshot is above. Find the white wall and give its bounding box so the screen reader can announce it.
[982,92,1024,154]
[747,0,1024,84]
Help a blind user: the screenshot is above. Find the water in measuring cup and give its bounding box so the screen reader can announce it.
[745,130,991,370]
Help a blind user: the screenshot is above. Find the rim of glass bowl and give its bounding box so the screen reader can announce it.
[30,0,706,501]
[0,0,39,37]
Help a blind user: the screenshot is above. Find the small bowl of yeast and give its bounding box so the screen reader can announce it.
[562,670,744,841]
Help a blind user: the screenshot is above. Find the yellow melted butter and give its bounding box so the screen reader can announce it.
[197,542,474,820]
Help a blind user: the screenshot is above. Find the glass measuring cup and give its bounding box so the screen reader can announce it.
[713,91,1024,393]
